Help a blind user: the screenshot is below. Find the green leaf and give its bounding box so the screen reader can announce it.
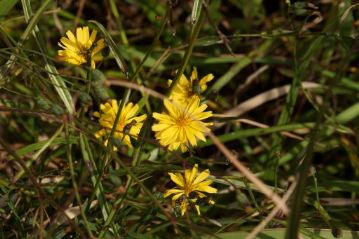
[335,102,359,124]
[0,0,18,18]
[89,20,128,74]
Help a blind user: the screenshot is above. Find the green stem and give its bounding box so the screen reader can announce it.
[108,0,129,46]
[99,101,150,238]
[98,4,169,170]
[65,123,93,238]
[199,122,315,147]
[285,119,320,239]
[167,10,206,96]
[92,6,170,236]
[112,153,178,232]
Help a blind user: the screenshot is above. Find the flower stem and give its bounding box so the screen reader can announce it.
[167,9,205,96]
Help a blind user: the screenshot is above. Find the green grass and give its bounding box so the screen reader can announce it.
[1,0,359,238]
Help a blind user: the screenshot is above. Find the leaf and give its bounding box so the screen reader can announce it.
[89,20,128,75]
[0,0,18,18]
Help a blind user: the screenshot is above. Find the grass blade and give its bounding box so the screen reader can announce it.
[20,0,75,114]
[89,20,128,75]
[0,0,18,18]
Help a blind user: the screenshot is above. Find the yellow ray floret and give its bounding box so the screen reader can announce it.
[58,26,105,69]
[164,164,217,216]
[152,97,213,152]
[93,99,147,149]
[168,67,214,105]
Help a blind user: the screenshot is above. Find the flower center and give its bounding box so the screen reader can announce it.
[176,115,189,127]
[184,181,192,197]
[76,42,91,61]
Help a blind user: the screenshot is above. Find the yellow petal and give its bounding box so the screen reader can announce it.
[164,189,183,198]
[198,185,217,194]
[194,191,206,198]
[164,100,178,118]
[167,79,173,87]
[172,192,184,201]
[168,173,184,188]
[152,112,173,123]
[189,164,198,184]
[199,73,214,92]
[190,67,198,82]
[152,123,170,131]
[180,143,188,152]
[184,167,192,185]
[89,29,97,44]
[92,39,105,55]
[180,200,188,216]
[194,204,201,215]
[76,27,83,45]
[192,169,210,184]
[65,30,77,43]
[185,127,197,146]
[83,26,90,43]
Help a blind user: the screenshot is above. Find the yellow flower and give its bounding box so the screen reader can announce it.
[58,26,105,69]
[168,67,214,105]
[164,164,217,216]
[152,97,212,152]
[93,99,147,149]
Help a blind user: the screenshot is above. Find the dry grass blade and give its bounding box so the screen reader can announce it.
[107,79,167,100]
[235,65,269,94]
[223,82,321,117]
[237,118,304,140]
[52,200,98,226]
[245,180,297,239]
[107,79,291,214]
[207,131,289,214]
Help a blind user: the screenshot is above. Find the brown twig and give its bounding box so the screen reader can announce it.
[207,131,289,214]
[245,180,297,239]
[74,0,86,28]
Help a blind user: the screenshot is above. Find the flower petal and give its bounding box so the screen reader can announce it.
[164,189,183,198]
[193,169,210,184]
[168,172,184,187]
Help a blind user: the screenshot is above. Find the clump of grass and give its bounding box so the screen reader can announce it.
[1,1,359,238]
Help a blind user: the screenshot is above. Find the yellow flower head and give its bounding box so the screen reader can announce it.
[94,99,147,149]
[152,97,212,152]
[168,67,214,105]
[58,26,105,69]
[164,164,217,216]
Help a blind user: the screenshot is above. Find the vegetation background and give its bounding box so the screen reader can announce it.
[1,0,359,238]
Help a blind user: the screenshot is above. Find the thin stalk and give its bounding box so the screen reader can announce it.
[285,118,321,239]
[243,179,262,214]
[108,0,129,46]
[78,69,91,119]
[80,133,110,221]
[98,121,150,238]
[21,0,74,114]
[0,138,86,237]
[65,123,93,238]
[96,5,169,171]
[112,154,179,233]
[98,153,142,238]
[91,6,169,235]
[199,122,315,147]
[167,10,206,96]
